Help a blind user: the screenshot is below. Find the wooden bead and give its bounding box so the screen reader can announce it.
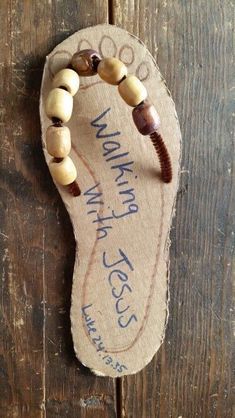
[132,101,160,135]
[46,125,71,157]
[45,88,73,123]
[71,49,101,76]
[49,156,77,186]
[52,69,80,96]
[118,75,147,107]
[97,57,127,85]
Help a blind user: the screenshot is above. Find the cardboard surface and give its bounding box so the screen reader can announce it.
[40,24,182,377]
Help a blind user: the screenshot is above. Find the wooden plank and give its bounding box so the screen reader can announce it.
[0,1,117,417]
[112,1,235,417]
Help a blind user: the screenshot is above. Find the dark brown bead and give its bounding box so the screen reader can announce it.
[132,101,160,135]
[71,49,101,76]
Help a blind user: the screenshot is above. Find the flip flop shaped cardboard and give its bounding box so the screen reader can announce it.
[40,24,182,377]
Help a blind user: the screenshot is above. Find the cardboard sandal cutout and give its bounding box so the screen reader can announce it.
[40,24,182,377]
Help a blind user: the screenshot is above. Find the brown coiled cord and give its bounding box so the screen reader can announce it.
[150,131,172,183]
[67,181,81,197]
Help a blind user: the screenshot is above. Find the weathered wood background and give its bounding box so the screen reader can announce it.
[0,1,234,417]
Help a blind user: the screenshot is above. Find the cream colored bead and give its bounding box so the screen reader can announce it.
[46,125,71,158]
[118,75,147,107]
[45,88,73,123]
[97,57,127,85]
[49,156,77,186]
[52,69,80,96]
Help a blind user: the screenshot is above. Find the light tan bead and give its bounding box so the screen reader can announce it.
[52,69,80,96]
[97,57,127,85]
[49,156,77,186]
[46,125,71,158]
[118,75,147,107]
[45,88,73,123]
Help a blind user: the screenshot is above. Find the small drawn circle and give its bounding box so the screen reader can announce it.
[77,39,93,51]
[99,35,117,58]
[48,50,72,79]
[119,45,134,66]
[136,61,151,81]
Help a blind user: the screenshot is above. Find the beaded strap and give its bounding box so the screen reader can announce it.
[45,49,172,196]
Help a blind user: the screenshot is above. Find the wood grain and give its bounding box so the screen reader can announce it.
[0,0,234,417]
[0,1,117,417]
[113,0,235,417]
